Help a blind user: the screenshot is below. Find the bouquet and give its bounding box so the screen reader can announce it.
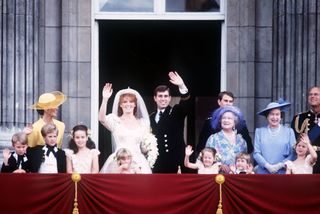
[140,132,159,168]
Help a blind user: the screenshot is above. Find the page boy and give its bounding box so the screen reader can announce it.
[1,132,30,173]
[27,123,66,173]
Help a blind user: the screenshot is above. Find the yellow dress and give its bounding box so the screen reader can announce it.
[27,118,65,148]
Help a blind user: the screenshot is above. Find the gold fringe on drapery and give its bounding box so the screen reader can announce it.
[215,174,225,214]
[71,173,81,214]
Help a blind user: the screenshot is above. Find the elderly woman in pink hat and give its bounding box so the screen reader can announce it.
[23,91,67,148]
[253,99,296,174]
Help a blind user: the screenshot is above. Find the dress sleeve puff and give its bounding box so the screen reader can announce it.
[285,160,293,171]
[90,149,100,158]
[104,113,121,132]
[305,154,315,166]
[195,159,203,169]
[64,148,74,158]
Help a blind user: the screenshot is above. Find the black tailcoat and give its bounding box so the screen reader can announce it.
[1,152,31,173]
[27,145,66,173]
[150,92,190,173]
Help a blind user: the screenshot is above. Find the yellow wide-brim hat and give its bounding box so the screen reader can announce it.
[30,91,67,109]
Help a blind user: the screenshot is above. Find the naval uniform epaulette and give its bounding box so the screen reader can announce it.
[293,110,318,134]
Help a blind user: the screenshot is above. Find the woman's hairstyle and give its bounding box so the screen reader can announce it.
[11,132,28,146]
[235,152,252,165]
[199,147,217,162]
[112,88,150,124]
[69,124,95,154]
[41,123,58,137]
[117,93,137,116]
[116,148,132,163]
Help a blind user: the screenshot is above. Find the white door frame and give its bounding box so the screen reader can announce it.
[90,0,227,145]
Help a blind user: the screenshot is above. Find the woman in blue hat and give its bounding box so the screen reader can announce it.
[254,99,296,174]
[205,106,248,173]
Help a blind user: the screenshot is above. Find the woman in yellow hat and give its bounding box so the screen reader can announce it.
[23,91,67,148]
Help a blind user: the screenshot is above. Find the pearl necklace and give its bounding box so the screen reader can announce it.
[268,125,281,136]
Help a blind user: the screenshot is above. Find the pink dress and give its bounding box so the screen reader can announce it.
[285,155,314,174]
[65,149,100,173]
[196,160,221,174]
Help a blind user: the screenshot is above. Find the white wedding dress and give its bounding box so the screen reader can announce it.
[100,114,152,173]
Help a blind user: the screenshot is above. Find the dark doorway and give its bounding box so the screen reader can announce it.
[98,20,221,166]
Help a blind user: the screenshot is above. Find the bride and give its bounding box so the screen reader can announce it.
[98,83,155,173]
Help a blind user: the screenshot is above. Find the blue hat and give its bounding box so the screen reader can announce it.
[210,106,246,130]
[257,98,291,116]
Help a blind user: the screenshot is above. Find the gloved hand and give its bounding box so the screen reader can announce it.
[265,163,278,174]
[274,162,284,171]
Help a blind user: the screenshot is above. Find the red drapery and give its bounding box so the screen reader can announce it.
[1,174,320,214]
[0,174,74,214]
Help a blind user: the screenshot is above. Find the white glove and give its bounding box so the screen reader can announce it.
[265,163,277,174]
[274,162,284,171]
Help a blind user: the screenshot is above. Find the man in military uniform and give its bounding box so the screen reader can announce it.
[150,71,190,173]
[291,86,320,173]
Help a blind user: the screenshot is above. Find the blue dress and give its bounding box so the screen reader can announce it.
[205,131,247,166]
[253,125,296,174]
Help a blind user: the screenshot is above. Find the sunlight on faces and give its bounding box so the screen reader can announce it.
[119,94,137,114]
[44,132,58,146]
[308,87,320,107]
[267,108,281,128]
[13,142,27,155]
[202,151,215,167]
[221,112,236,130]
[154,91,171,110]
[73,130,88,149]
[218,94,234,107]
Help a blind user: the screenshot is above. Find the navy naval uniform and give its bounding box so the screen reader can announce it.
[291,110,320,174]
[150,92,190,173]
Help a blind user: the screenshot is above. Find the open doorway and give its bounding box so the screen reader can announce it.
[98,20,221,165]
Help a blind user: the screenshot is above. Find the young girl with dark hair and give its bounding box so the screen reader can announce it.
[65,124,100,173]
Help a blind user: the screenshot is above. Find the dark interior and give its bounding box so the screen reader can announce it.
[98,20,221,166]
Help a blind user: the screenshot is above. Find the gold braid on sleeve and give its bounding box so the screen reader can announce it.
[294,116,309,134]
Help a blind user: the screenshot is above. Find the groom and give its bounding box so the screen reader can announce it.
[150,71,191,173]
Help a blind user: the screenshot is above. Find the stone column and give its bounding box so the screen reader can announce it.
[254,0,273,127]
[61,0,92,146]
[272,0,320,121]
[226,0,257,133]
[0,0,40,163]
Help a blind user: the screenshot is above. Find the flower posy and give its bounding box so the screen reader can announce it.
[141,133,159,168]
